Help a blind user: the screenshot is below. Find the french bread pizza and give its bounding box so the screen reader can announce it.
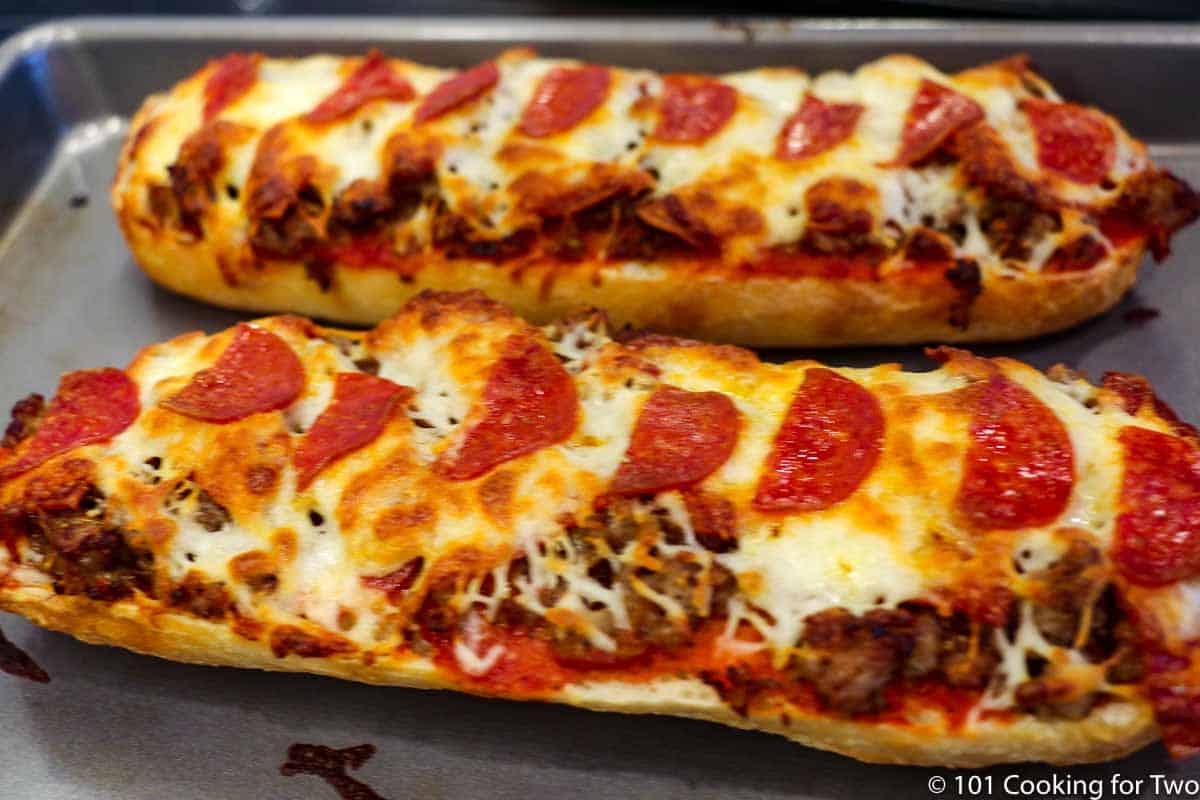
[1,290,1198,766]
[112,49,1199,347]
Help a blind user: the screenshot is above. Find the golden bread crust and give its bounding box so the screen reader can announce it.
[0,587,1159,767]
[112,203,1142,347]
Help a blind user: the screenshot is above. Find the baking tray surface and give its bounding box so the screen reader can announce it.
[0,17,1198,800]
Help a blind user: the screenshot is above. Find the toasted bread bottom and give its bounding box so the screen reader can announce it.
[114,212,1142,348]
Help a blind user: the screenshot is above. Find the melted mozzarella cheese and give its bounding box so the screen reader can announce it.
[556,68,655,167]
[640,72,791,194]
[169,514,260,588]
[513,530,627,652]
[248,57,346,123]
[1173,580,1200,640]
[1013,528,1071,575]
[719,518,926,659]
[979,601,1111,715]
[282,341,360,434]
[376,329,472,463]
[284,511,385,638]
[1007,367,1124,546]
[318,102,419,193]
[982,602,1059,709]
[434,57,555,227]
[455,609,506,675]
[97,321,404,648]
[878,165,964,232]
[560,368,647,478]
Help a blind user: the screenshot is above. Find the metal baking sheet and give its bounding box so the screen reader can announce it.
[0,17,1198,799]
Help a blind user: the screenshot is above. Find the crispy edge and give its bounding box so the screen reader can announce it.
[0,586,1158,767]
[113,202,1144,348]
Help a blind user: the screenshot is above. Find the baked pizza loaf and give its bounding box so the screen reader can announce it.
[1,291,1197,766]
[112,49,1199,347]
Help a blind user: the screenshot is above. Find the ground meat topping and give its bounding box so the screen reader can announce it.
[412,499,735,668]
[1014,677,1098,720]
[790,605,1000,715]
[2,394,45,449]
[249,180,326,258]
[168,571,233,620]
[800,177,879,256]
[194,489,231,532]
[167,120,250,237]
[979,197,1061,261]
[330,178,397,232]
[1009,539,1144,718]
[1102,169,1200,260]
[17,483,154,602]
[402,493,1145,726]
[270,625,355,659]
[793,608,917,714]
[1027,539,1105,648]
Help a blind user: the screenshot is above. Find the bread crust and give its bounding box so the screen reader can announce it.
[114,208,1143,348]
[0,585,1158,767]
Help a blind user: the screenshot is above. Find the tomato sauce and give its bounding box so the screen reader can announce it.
[743,249,879,281]
[320,237,423,277]
[425,616,985,730]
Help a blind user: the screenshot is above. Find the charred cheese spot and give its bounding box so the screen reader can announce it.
[273,528,298,563]
[478,469,516,526]
[246,463,279,495]
[374,503,437,541]
[230,549,279,594]
[194,424,291,514]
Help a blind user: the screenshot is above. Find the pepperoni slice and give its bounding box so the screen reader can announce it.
[1147,655,1200,760]
[414,61,500,124]
[0,369,139,482]
[1155,684,1200,761]
[1112,426,1200,586]
[610,386,739,496]
[294,373,411,490]
[518,65,610,138]
[653,75,737,144]
[434,335,577,481]
[887,79,984,167]
[361,556,425,604]
[1021,98,1115,185]
[305,50,415,124]
[203,52,259,121]
[1043,235,1107,273]
[776,95,864,161]
[956,376,1073,530]
[753,369,884,512]
[162,324,304,424]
